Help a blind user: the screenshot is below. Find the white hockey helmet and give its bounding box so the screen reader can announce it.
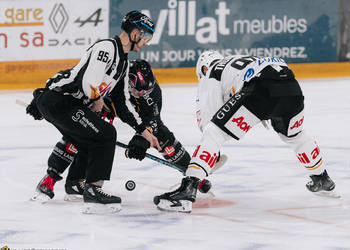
[196,50,224,80]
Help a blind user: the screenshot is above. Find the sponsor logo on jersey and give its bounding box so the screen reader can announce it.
[192,145,218,168]
[231,116,252,132]
[164,146,175,156]
[257,57,285,66]
[243,68,254,81]
[99,81,112,97]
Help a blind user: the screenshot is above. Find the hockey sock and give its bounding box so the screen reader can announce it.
[279,131,325,174]
[186,123,229,178]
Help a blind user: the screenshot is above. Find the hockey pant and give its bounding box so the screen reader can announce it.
[36,90,116,183]
[187,77,325,178]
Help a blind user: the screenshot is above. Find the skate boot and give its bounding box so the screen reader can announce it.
[306,170,340,198]
[32,168,62,203]
[64,179,85,201]
[154,176,200,213]
[82,182,122,214]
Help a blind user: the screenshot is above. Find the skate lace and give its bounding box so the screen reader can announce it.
[96,187,112,197]
[41,176,55,191]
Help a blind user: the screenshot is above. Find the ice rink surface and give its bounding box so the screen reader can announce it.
[1,78,350,250]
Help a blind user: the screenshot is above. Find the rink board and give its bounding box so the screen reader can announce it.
[1,60,350,89]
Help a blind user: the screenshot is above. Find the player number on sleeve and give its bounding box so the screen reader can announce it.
[97,51,109,63]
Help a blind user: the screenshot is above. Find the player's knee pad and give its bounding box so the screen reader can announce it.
[211,92,260,140]
[279,131,324,172]
[48,139,78,174]
[186,123,229,178]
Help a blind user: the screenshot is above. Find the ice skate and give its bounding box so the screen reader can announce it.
[31,174,56,203]
[31,168,63,203]
[154,176,200,213]
[64,179,85,201]
[306,170,340,198]
[82,183,122,214]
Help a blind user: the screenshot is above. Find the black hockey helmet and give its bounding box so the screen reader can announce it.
[121,11,154,43]
[128,59,156,97]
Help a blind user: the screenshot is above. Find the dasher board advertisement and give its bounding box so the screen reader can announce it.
[110,0,338,68]
[0,0,109,61]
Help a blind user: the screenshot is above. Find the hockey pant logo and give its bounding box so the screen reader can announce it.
[287,110,304,136]
[212,92,260,140]
[72,109,100,133]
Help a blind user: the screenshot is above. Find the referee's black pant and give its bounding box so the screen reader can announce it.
[36,90,116,183]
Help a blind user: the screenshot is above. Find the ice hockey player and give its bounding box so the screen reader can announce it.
[26,10,161,214]
[125,59,192,168]
[154,51,339,213]
[29,59,198,203]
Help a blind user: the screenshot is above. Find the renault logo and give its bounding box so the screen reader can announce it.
[49,3,69,33]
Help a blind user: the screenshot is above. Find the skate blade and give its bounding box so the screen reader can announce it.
[156,200,192,213]
[64,194,83,202]
[210,154,228,174]
[82,202,122,214]
[313,190,341,199]
[30,192,51,203]
[207,190,215,198]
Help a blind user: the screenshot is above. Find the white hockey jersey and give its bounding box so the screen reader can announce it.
[196,55,288,131]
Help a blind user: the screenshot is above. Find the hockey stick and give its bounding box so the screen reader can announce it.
[116,141,228,175]
[115,141,186,174]
[16,97,228,175]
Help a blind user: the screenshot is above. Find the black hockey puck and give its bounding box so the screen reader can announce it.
[125,180,136,191]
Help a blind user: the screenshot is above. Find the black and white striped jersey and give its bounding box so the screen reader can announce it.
[46,36,144,133]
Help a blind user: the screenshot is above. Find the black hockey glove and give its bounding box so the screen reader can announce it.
[100,97,117,122]
[26,88,45,120]
[125,134,150,161]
